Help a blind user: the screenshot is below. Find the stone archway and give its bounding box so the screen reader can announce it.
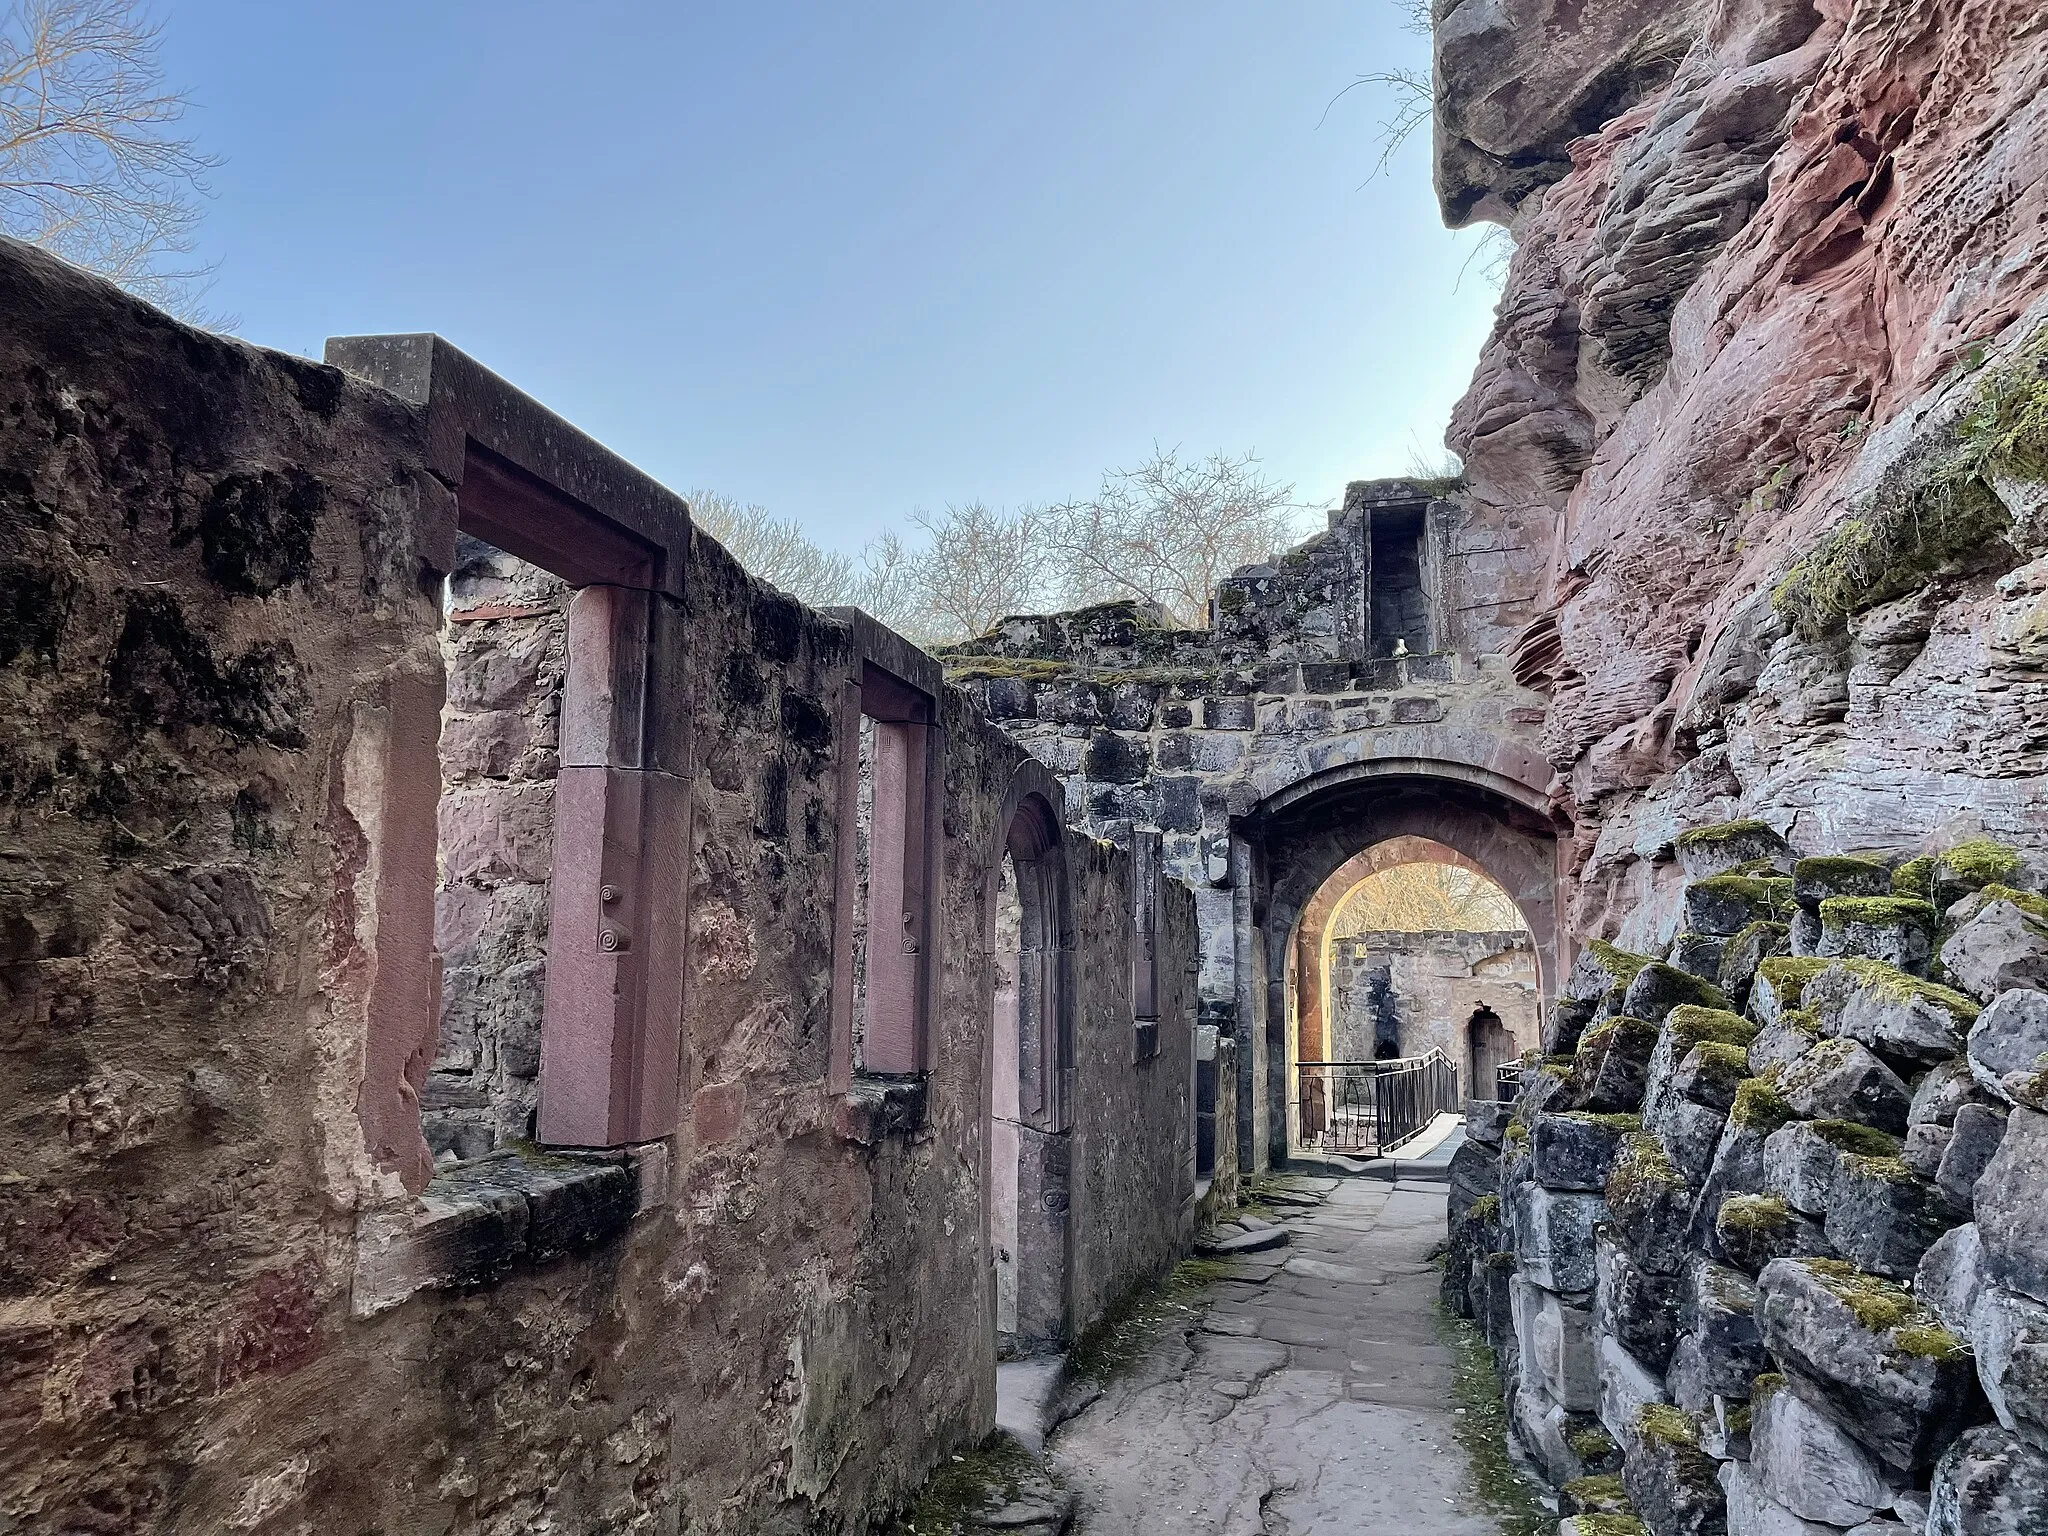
[986,762,1076,1354]
[1236,761,1564,1172]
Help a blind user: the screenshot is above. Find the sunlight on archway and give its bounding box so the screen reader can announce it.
[1330,861,1526,937]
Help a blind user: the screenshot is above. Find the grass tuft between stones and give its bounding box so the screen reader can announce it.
[884,1434,1042,1535]
[1436,1305,1555,1536]
[1064,1256,1230,1385]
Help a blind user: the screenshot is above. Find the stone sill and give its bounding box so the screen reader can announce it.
[351,1141,667,1319]
[834,1073,929,1145]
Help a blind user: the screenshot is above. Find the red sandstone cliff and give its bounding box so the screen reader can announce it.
[1436,0,2048,945]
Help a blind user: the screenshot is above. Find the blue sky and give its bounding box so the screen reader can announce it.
[163,2,1501,553]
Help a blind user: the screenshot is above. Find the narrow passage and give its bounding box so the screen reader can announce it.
[1050,1141,1504,1533]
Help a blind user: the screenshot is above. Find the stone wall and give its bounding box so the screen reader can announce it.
[0,236,1205,1534]
[1446,824,2048,1534]
[1325,927,1537,1090]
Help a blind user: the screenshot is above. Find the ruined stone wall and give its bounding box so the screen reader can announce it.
[1325,927,1538,1087]
[0,236,1201,1535]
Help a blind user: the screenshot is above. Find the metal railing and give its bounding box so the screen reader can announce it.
[1296,1050,1461,1157]
[1496,1062,1522,1101]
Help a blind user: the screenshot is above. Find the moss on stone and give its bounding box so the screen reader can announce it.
[1840,1152,1918,1185]
[1718,1194,1794,1234]
[1573,1519,1649,1536]
[1819,960,1980,1020]
[1636,1403,1700,1448]
[1729,1079,1796,1134]
[1587,938,1654,987]
[1758,956,1832,1004]
[1668,1005,1760,1052]
[1796,855,1891,885]
[1696,873,1797,919]
[1559,1112,1645,1135]
[1726,917,1790,956]
[1941,837,2025,887]
[1563,1474,1629,1511]
[1820,895,1936,929]
[1892,855,1935,900]
[1979,883,2048,923]
[1894,1323,1972,1362]
[1675,820,1778,851]
[1569,1428,1619,1464]
[1437,1305,1556,1536]
[1577,1018,1619,1057]
[1724,1404,1752,1436]
[1750,1373,1786,1413]
[1505,1117,1530,1148]
[1776,1007,1822,1037]
[1692,1041,1752,1087]
[941,656,1073,684]
[1608,1134,1684,1205]
[1468,1194,1501,1223]
[1773,331,2048,637]
[1801,1259,1920,1332]
[1809,1119,1903,1158]
[1485,1250,1520,1272]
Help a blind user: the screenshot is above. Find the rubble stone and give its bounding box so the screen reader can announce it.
[1688,875,1797,937]
[1569,1016,1665,1113]
[1942,898,2048,1004]
[1675,822,1796,881]
[1914,1058,1995,1128]
[1607,1133,1697,1276]
[1918,1223,1988,1335]
[1968,991,2048,1108]
[1750,1375,1898,1525]
[1599,1333,1672,1447]
[1624,1405,1728,1536]
[1825,1153,1967,1280]
[1774,1038,1912,1134]
[1623,961,1734,1024]
[1536,1112,1639,1193]
[1764,1119,1900,1217]
[1757,1257,1982,1473]
[1512,1181,1608,1293]
[1927,1425,2048,1536]
[1794,857,1894,911]
[1748,1009,1822,1075]
[1598,1229,1683,1372]
[1969,1285,2048,1453]
[1514,1274,1600,1413]
[1804,960,1979,1068]
[1974,1108,2048,1306]
[1719,921,1791,1011]
[1937,1104,2009,1209]
[1817,897,1937,973]
[1721,1458,1843,1536]
[1715,1195,1831,1277]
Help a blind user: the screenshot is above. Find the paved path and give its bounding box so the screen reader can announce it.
[1049,1155,1500,1535]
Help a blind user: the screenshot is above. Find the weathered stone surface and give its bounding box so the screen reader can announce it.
[1763,1120,1899,1218]
[1715,1195,1830,1278]
[1938,1104,2010,1209]
[1719,922,1790,1011]
[1818,898,1936,973]
[1804,961,1979,1068]
[1825,1154,1967,1280]
[1623,961,1733,1024]
[1918,1223,1988,1336]
[1536,1112,1637,1193]
[1668,1259,1766,1413]
[1672,932,1731,983]
[1943,902,2048,1004]
[1449,1135,1503,1224]
[1975,1108,2048,1306]
[1906,1121,1955,1179]
[1969,991,2048,1108]
[1607,1132,1697,1276]
[1512,1182,1608,1293]
[1549,995,1604,1057]
[1751,1377,1898,1526]
[1569,1016,1665,1113]
[1598,1228,1682,1373]
[1971,1285,2048,1453]
[1624,1408,1728,1536]
[1195,1225,1290,1257]
[1928,1426,2048,1536]
[1514,1274,1600,1413]
[1915,1058,1996,1128]
[1598,1332,1671,1447]
[1676,823,1797,882]
[1751,961,1830,1028]
[1757,1257,1982,1473]
[1688,875,1795,937]
[1748,1010,1822,1075]
[1774,1038,1912,1134]
[1468,1099,1517,1147]
[1795,858,1893,912]
[1721,1458,1842,1536]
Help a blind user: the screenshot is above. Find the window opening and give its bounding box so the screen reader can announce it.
[850,663,934,1076]
[1368,505,1430,657]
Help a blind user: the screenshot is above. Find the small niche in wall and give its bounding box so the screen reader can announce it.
[1367,504,1431,658]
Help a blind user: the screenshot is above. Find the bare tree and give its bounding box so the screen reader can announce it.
[690,489,860,605]
[1333,863,1523,934]
[905,502,1050,643]
[0,0,218,313]
[1044,447,1309,627]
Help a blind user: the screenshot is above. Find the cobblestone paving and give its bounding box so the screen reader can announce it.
[1051,1170,1502,1534]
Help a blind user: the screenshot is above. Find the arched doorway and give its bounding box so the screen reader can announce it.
[1239,762,1564,1172]
[988,765,1075,1355]
[1467,1004,1514,1104]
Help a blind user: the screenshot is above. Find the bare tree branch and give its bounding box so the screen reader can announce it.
[0,0,220,316]
[1042,447,1311,627]
[1333,863,1524,934]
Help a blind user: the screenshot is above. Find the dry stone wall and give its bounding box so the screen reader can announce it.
[1445,824,2048,1535]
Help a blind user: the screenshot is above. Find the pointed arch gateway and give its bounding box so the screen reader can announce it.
[985,761,1076,1354]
